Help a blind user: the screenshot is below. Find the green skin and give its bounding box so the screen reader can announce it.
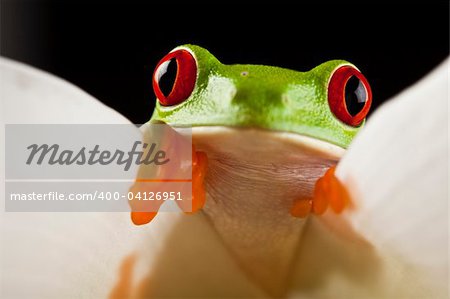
[151,44,364,148]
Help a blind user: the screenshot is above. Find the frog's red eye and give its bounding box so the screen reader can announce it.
[328,65,372,127]
[152,49,197,106]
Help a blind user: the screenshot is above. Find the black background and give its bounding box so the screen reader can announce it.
[1,1,449,124]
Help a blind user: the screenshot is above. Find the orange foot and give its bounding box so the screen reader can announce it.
[290,166,351,218]
[130,145,208,226]
[189,147,208,213]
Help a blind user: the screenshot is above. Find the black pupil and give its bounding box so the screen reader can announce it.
[345,76,367,116]
[158,58,178,97]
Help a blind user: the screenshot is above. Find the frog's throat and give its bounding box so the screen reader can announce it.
[182,126,345,296]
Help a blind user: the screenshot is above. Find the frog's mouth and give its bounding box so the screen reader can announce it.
[190,126,346,158]
[175,125,346,296]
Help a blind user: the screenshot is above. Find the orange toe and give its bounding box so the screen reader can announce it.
[292,166,351,218]
[325,166,351,213]
[328,177,344,213]
[290,198,312,218]
[314,166,350,215]
[189,147,208,213]
[334,176,352,210]
[180,146,208,214]
[131,211,158,226]
[312,176,329,215]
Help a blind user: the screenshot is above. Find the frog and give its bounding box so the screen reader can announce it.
[130,44,372,295]
[131,44,372,224]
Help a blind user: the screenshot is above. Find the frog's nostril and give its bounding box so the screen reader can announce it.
[281,94,291,106]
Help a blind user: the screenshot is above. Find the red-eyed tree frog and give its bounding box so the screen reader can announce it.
[132,44,372,224]
[129,45,373,294]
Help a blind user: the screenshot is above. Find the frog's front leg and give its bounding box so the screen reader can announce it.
[291,166,351,218]
[130,146,208,225]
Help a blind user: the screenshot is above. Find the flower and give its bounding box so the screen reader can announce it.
[1,56,448,299]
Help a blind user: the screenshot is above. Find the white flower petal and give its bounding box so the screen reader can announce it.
[0,57,262,298]
[339,58,448,287]
[0,57,138,298]
[289,59,448,298]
